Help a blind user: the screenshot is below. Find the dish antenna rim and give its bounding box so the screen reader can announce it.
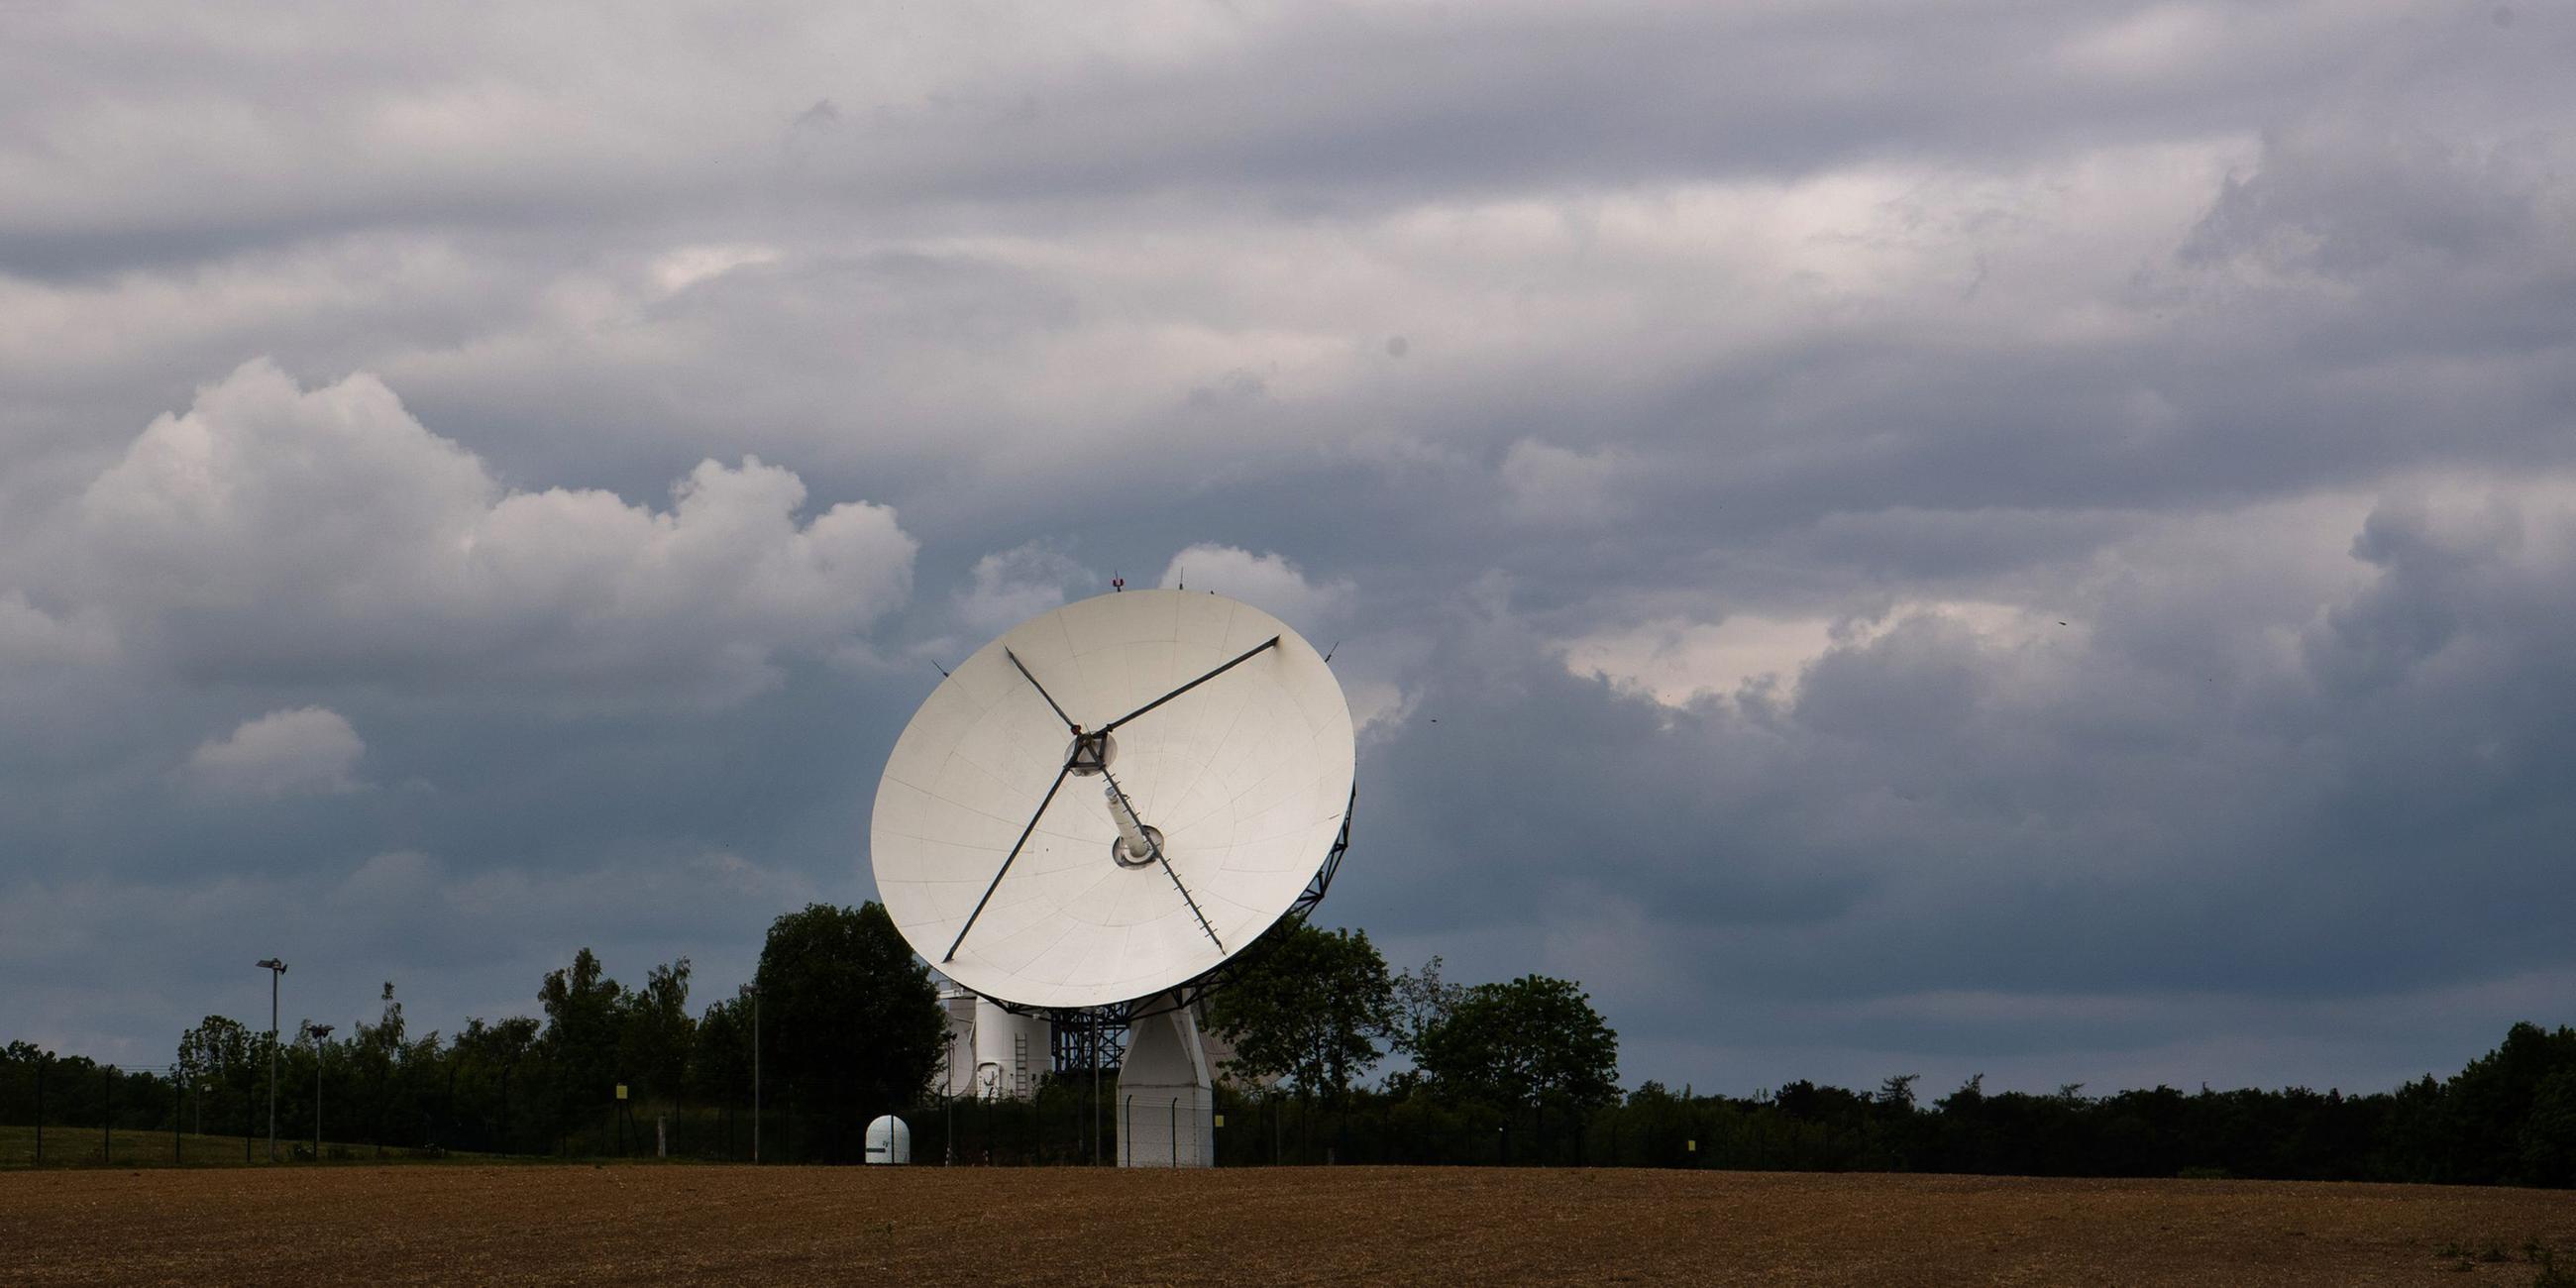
[869,587,1357,1015]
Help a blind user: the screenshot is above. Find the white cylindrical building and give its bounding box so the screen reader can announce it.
[935,983,1053,1100]
[865,1115,912,1164]
[973,997,1051,1099]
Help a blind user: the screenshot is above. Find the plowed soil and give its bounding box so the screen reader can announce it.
[6,1164,2574,1285]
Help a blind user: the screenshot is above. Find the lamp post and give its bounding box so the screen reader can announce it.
[256,958,286,1161]
[304,1022,335,1159]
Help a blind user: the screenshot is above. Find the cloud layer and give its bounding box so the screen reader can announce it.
[3,2,2572,1097]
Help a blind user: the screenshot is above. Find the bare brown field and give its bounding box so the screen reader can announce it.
[5,1164,2574,1286]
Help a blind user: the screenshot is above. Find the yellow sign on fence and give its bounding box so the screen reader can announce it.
[615,1084,628,1101]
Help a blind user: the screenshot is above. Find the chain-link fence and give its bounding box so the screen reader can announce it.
[0,1059,250,1167]
[1,1043,1838,1171]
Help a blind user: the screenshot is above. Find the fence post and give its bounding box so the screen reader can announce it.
[175,1076,183,1164]
[1170,1097,1178,1168]
[1123,1095,1133,1166]
[102,1065,113,1163]
[34,1057,43,1165]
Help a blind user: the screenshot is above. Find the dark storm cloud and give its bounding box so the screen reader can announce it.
[3,1,2573,1094]
[1339,482,2576,1087]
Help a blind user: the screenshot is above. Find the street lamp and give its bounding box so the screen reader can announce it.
[256,959,286,1161]
[303,1022,335,1159]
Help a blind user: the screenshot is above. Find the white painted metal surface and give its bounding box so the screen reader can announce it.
[872,590,1354,1011]
[934,986,1053,1100]
[864,1115,912,1164]
[1117,993,1217,1168]
[934,986,979,1099]
[971,995,1050,1100]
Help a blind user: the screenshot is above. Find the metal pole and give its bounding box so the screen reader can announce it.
[751,988,762,1164]
[1170,1096,1178,1168]
[256,960,287,1161]
[174,1076,182,1164]
[102,1065,112,1163]
[34,1057,42,1165]
[1124,1094,1132,1166]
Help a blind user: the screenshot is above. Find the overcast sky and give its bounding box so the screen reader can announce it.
[5,0,2573,1099]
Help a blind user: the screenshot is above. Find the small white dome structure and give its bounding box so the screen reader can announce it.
[864,1115,912,1164]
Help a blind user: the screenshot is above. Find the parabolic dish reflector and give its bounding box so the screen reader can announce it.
[871,589,1354,1011]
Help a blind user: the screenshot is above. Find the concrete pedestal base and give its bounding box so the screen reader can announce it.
[1117,993,1214,1168]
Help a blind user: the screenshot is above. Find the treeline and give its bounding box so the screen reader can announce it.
[0,965,753,1161]
[6,905,2574,1184]
[0,902,941,1162]
[1231,1019,2575,1184]
[0,1043,200,1153]
[1200,921,2576,1186]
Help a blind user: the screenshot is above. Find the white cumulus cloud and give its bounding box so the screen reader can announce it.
[70,360,916,704]
[186,706,368,798]
[1158,543,1351,639]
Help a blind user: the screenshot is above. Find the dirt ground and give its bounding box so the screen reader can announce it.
[5,1164,2574,1286]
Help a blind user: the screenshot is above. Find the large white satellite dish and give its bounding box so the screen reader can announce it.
[871,588,1355,1013]
[872,587,1355,1168]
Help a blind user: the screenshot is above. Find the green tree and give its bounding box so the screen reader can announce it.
[1209,919,1395,1100]
[2443,1021,2576,1184]
[2519,1066,2576,1187]
[753,902,945,1161]
[619,958,696,1104]
[175,1015,256,1136]
[695,993,752,1079]
[450,1015,540,1151]
[329,982,438,1153]
[1414,974,1619,1162]
[686,993,755,1142]
[1387,954,1463,1057]
[537,948,628,1144]
[1878,1073,1920,1113]
[1209,919,1394,1160]
[175,1015,254,1095]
